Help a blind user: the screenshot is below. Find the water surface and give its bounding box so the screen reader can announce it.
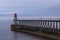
[0,20,45,40]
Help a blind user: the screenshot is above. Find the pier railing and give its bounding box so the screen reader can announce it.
[13,19,60,31]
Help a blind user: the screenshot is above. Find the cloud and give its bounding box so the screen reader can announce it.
[0,0,60,8]
[0,0,60,16]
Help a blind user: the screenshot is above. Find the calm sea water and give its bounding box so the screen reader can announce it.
[0,20,45,40]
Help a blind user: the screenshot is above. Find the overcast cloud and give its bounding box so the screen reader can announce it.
[0,0,60,19]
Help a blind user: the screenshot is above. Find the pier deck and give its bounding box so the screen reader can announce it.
[11,13,60,40]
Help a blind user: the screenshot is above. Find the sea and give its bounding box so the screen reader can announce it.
[0,20,46,40]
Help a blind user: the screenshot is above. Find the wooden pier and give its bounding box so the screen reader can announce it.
[11,13,60,40]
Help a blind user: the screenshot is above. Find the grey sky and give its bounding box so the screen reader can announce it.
[0,0,60,9]
[0,0,60,18]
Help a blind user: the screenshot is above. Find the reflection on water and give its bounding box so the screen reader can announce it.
[12,31,45,40]
[0,20,45,40]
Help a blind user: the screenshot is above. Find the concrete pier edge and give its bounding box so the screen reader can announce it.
[11,25,60,40]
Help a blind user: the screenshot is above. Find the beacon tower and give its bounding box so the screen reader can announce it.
[14,13,17,24]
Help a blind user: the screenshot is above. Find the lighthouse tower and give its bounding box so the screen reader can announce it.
[13,13,17,24]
